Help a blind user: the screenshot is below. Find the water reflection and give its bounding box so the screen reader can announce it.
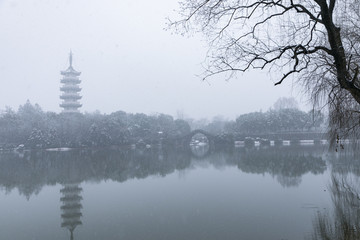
[0,146,334,240]
[0,147,192,198]
[0,145,327,198]
[311,174,360,240]
[236,146,326,187]
[327,152,360,176]
[60,183,83,240]
[190,144,210,158]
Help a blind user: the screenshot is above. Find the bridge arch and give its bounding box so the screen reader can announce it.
[181,130,215,158]
[184,129,215,143]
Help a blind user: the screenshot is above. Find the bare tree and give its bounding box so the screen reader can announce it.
[170,0,360,142]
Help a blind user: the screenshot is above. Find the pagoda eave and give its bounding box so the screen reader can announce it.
[61,79,81,84]
[60,103,82,108]
[60,86,82,91]
[60,95,82,100]
[60,71,81,75]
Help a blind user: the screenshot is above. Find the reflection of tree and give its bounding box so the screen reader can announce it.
[276,175,302,188]
[60,183,83,240]
[311,175,360,240]
[0,147,192,197]
[236,146,326,187]
[0,145,328,197]
[327,153,360,176]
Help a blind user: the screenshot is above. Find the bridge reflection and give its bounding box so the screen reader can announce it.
[190,144,210,158]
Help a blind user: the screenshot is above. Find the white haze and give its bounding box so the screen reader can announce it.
[0,0,300,119]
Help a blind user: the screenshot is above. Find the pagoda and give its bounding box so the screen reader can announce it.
[60,52,82,113]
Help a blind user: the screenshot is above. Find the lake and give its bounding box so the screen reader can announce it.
[0,144,357,240]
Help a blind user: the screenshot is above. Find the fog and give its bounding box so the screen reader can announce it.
[0,0,298,119]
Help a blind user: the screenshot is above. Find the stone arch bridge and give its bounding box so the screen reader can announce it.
[171,129,233,150]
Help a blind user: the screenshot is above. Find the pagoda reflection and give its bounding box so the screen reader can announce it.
[60,183,83,240]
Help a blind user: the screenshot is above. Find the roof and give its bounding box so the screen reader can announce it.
[60,66,81,76]
[60,51,81,76]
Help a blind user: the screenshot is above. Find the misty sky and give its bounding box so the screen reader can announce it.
[0,0,301,119]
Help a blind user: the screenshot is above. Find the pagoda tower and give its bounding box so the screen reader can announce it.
[60,52,82,113]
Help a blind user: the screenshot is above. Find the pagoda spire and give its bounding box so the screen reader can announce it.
[69,50,73,67]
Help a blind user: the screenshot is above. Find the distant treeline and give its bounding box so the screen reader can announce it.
[0,101,325,149]
[196,108,325,135]
[0,101,191,148]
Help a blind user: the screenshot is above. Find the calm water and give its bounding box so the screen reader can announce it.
[0,145,357,240]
